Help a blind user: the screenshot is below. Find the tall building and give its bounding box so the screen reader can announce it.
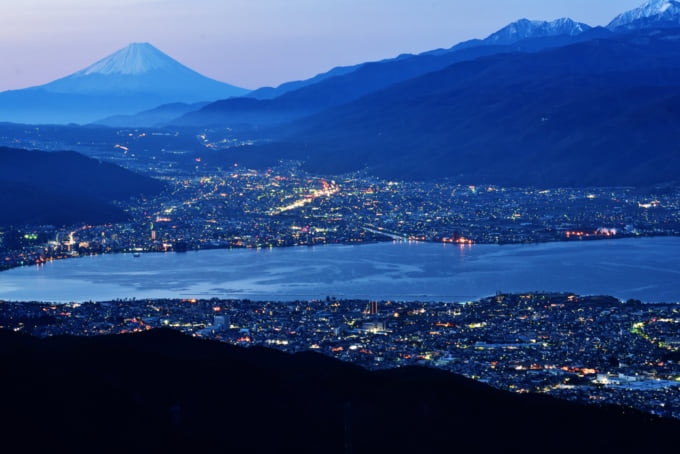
[364,301,379,315]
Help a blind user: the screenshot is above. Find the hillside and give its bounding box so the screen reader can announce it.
[0,328,677,453]
[0,147,165,226]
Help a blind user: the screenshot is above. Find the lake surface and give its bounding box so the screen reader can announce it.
[1,237,679,303]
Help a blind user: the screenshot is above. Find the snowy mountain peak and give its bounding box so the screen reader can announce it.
[608,0,680,30]
[76,42,184,76]
[484,18,591,45]
[25,41,250,124]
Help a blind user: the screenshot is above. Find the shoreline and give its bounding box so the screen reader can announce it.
[1,235,679,305]
[0,230,670,274]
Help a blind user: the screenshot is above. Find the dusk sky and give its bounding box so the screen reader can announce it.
[0,0,644,92]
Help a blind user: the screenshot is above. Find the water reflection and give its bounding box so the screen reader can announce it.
[0,237,679,303]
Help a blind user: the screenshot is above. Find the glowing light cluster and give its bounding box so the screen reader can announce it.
[268,180,339,215]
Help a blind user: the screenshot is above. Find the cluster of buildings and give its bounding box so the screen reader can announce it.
[2,292,679,419]
[2,163,680,270]
[2,150,680,419]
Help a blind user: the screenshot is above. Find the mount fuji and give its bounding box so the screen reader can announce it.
[0,43,249,125]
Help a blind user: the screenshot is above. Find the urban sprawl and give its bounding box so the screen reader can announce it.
[1,160,680,269]
[2,142,680,422]
[2,293,680,420]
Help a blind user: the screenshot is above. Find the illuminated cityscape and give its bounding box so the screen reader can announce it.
[4,2,680,449]
[2,293,680,419]
[1,158,679,271]
[2,148,679,421]
[3,125,680,425]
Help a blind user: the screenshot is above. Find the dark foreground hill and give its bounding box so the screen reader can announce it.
[0,328,676,453]
[0,147,165,226]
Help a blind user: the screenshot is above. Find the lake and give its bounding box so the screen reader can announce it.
[1,237,679,303]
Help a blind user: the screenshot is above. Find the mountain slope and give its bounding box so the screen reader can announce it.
[244,18,593,103]
[0,43,249,125]
[174,45,515,127]
[175,15,604,128]
[1,328,677,453]
[175,31,608,129]
[180,2,680,131]
[246,64,363,100]
[248,28,680,187]
[0,147,165,226]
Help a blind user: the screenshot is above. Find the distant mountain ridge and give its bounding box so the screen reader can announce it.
[243,19,590,102]
[168,1,680,188]
[185,0,680,121]
[178,5,680,129]
[246,64,363,100]
[226,27,680,188]
[173,44,523,127]
[484,18,591,45]
[174,32,610,128]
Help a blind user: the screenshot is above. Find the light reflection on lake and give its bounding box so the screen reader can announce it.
[0,237,679,303]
